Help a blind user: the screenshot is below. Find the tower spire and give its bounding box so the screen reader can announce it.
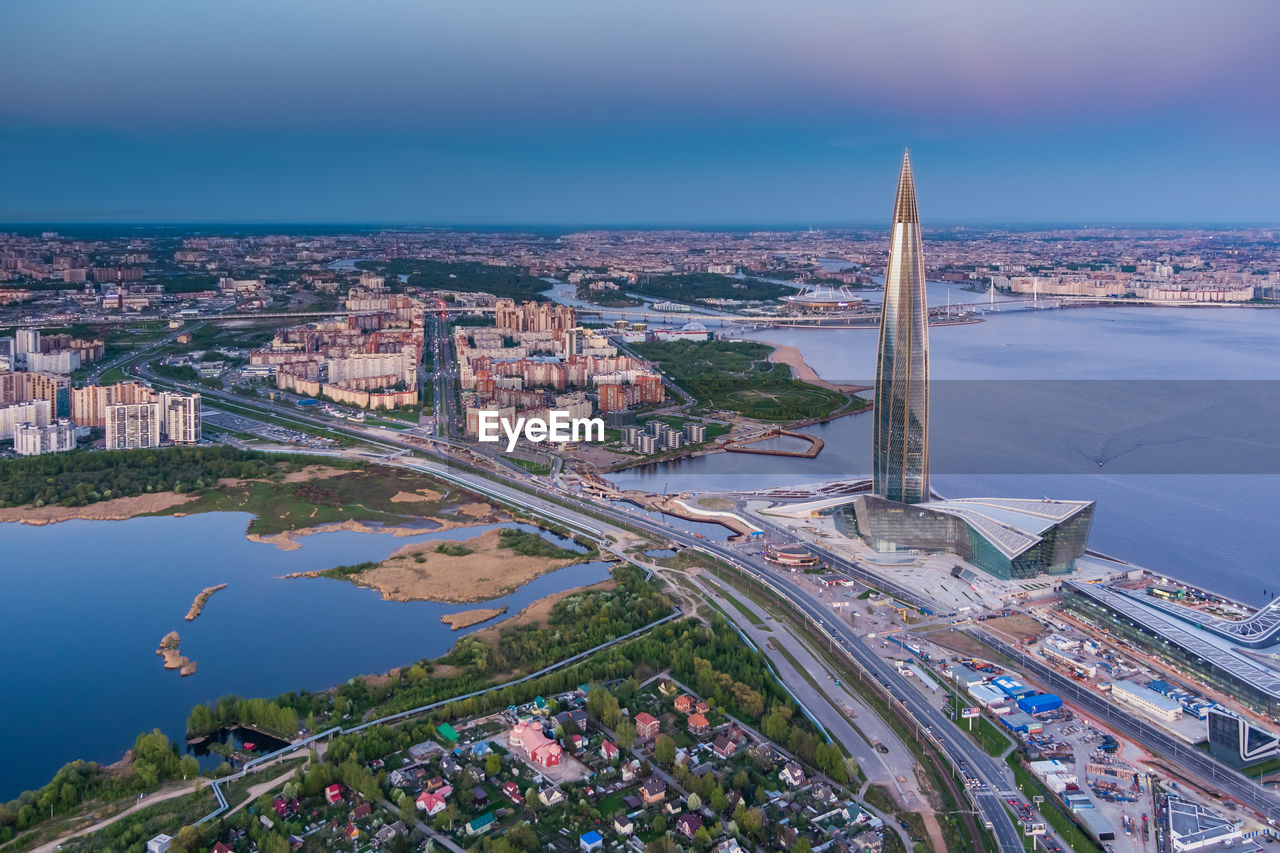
[892,149,919,225]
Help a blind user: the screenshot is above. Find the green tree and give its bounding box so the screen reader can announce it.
[614,718,636,751]
[485,752,501,777]
[654,734,676,767]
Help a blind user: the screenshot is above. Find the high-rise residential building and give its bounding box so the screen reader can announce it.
[0,399,52,440]
[873,151,930,504]
[162,392,201,445]
[105,401,163,449]
[15,329,40,358]
[14,418,77,456]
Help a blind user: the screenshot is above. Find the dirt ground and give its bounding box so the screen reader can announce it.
[980,613,1044,643]
[389,488,444,503]
[336,528,584,603]
[922,628,999,660]
[0,492,195,525]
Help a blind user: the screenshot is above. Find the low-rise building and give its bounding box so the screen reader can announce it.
[1110,680,1183,722]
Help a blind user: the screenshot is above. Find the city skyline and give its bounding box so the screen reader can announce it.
[2,0,1279,224]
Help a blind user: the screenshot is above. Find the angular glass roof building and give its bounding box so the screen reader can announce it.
[873,151,931,504]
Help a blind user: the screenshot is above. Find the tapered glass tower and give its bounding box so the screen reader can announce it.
[873,151,930,503]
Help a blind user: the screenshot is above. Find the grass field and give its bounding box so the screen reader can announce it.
[170,464,481,535]
[631,339,860,422]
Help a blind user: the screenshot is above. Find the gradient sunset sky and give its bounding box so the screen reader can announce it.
[2,0,1277,224]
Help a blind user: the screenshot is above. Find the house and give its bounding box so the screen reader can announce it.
[471,740,492,757]
[146,836,172,853]
[437,723,460,743]
[568,733,585,753]
[675,694,695,714]
[687,712,710,735]
[351,803,372,820]
[465,812,497,837]
[640,777,666,805]
[635,712,660,740]
[212,844,233,853]
[272,796,290,818]
[472,786,489,807]
[601,739,620,761]
[389,769,416,788]
[426,776,447,792]
[695,699,710,715]
[677,813,704,837]
[324,784,343,805]
[509,720,563,767]
[539,787,566,807]
[416,791,447,816]
[659,680,678,697]
[502,781,524,804]
[621,759,641,782]
[409,741,442,761]
[712,734,737,759]
[780,761,806,787]
[372,825,399,848]
[714,839,747,853]
[614,815,635,836]
[441,754,460,776]
[344,822,359,841]
[580,830,604,851]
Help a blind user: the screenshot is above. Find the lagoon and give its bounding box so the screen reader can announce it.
[0,513,609,799]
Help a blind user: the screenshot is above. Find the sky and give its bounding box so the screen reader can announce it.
[1,0,1278,225]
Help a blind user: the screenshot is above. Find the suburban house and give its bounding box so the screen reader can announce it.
[640,777,667,805]
[613,815,634,836]
[465,812,496,837]
[687,712,710,735]
[509,720,563,767]
[146,836,172,853]
[712,734,737,759]
[621,759,641,782]
[600,739,620,761]
[674,694,695,714]
[502,781,524,804]
[416,791,447,816]
[780,761,807,787]
[579,830,604,851]
[539,787,566,807]
[324,784,343,805]
[677,813,704,838]
[634,712,660,740]
[437,723,460,743]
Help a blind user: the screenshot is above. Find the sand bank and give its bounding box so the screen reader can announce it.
[0,493,196,526]
[441,608,507,630]
[286,528,585,603]
[766,343,872,393]
[185,584,228,621]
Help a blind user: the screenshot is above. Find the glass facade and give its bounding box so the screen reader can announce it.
[873,152,930,504]
[834,495,1092,581]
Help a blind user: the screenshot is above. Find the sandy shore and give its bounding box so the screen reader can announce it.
[0,493,196,526]
[441,607,507,630]
[287,528,585,603]
[766,343,872,393]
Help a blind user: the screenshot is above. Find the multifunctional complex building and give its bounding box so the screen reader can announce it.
[814,154,1096,580]
[872,152,930,505]
[833,495,1094,580]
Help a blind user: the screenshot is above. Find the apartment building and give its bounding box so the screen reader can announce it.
[105,401,163,449]
[14,418,77,456]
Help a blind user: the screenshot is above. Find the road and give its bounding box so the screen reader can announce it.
[29,781,198,853]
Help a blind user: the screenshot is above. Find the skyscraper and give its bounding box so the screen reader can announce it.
[873,151,930,503]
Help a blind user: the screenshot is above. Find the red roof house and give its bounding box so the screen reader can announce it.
[416,791,447,816]
[634,712,660,740]
[509,721,563,768]
[687,713,710,735]
[324,784,343,805]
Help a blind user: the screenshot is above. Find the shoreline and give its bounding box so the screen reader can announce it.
[766,343,872,393]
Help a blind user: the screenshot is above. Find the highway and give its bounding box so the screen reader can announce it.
[974,629,1280,823]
